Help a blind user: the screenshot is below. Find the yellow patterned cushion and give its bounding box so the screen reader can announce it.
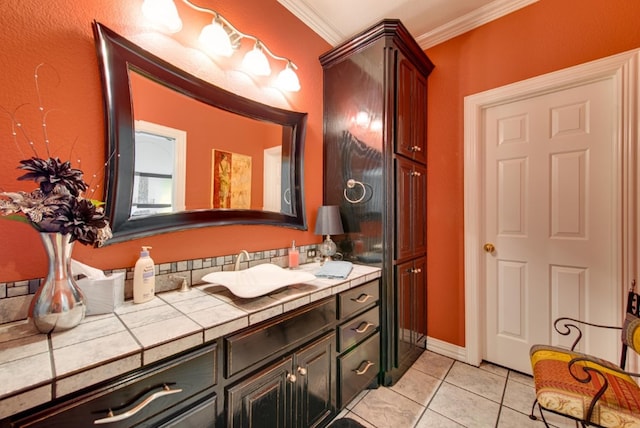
[530,345,640,428]
[622,314,640,354]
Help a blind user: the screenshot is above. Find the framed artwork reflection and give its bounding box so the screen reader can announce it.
[211,149,252,209]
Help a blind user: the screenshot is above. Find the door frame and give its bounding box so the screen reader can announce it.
[463,49,640,367]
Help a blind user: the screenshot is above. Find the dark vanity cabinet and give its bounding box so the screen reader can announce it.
[227,333,335,428]
[3,280,381,428]
[226,280,380,427]
[5,344,218,428]
[320,19,433,384]
[225,299,337,428]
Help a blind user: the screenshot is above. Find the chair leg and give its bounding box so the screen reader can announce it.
[529,399,551,427]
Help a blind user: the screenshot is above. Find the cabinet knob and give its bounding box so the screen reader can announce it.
[287,373,297,383]
[297,366,307,376]
[410,145,422,152]
[410,170,422,177]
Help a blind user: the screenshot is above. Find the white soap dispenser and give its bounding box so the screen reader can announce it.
[133,246,155,303]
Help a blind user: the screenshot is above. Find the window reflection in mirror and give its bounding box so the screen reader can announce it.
[132,121,186,217]
[129,69,287,214]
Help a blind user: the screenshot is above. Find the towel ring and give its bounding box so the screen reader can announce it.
[344,179,367,204]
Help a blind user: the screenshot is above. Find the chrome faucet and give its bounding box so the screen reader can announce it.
[234,250,251,271]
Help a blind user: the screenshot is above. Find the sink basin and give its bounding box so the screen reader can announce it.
[201,264,317,298]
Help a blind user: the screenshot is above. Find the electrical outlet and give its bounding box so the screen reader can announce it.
[307,249,317,258]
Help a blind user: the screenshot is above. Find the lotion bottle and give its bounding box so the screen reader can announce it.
[289,240,299,269]
[133,246,155,303]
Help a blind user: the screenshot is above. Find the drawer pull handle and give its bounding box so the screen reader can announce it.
[94,384,182,424]
[353,321,374,334]
[352,293,373,304]
[353,360,375,376]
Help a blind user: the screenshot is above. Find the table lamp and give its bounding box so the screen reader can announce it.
[314,205,344,263]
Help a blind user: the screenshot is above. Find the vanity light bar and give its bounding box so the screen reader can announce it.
[141,0,301,92]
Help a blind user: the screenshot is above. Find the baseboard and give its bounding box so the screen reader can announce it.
[426,336,473,365]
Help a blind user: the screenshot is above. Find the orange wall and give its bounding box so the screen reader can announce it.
[425,0,640,346]
[0,0,329,282]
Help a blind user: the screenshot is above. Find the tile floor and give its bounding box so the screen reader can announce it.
[333,350,577,428]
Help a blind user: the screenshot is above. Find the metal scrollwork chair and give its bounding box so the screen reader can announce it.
[529,281,640,427]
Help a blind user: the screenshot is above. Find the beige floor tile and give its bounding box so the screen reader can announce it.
[351,387,425,428]
[444,361,506,402]
[415,409,464,427]
[502,379,537,415]
[390,367,441,406]
[410,350,454,379]
[479,360,509,377]
[508,369,534,387]
[428,382,500,428]
[498,407,546,427]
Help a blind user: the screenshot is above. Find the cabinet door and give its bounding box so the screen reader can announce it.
[396,259,414,361]
[227,357,293,428]
[295,333,335,428]
[412,257,427,344]
[396,57,427,164]
[395,259,426,370]
[412,162,427,256]
[395,158,427,260]
[411,72,428,164]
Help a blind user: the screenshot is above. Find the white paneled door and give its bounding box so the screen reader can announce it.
[482,78,620,374]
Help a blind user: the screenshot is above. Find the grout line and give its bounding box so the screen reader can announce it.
[494,369,511,427]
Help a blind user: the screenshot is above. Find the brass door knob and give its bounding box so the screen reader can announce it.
[483,243,495,253]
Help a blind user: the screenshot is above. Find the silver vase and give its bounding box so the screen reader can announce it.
[29,233,86,333]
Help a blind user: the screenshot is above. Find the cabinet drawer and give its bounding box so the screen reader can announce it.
[226,298,335,377]
[11,344,217,428]
[338,332,380,408]
[337,306,379,352]
[337,280,379,320]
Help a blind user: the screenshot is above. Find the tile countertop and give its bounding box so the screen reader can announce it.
[0,262,381,420]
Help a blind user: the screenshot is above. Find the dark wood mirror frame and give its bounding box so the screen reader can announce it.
[92,22,308,244]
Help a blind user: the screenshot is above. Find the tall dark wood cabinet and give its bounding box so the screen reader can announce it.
[320,19,433,384]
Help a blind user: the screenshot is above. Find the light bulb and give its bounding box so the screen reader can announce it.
[142,0,182,33]
[199,19,233,57]
[276,63,301,92]
[242,43,271,76]
[355,111,370,127]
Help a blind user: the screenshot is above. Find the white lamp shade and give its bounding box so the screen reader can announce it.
[199,20,233,57]
[276,64,301,92]
[242,44,271,76]
[142,0,182,33]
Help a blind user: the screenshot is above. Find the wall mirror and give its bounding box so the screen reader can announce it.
[92,22,308,244]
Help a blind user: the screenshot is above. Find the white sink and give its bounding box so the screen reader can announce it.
[201,264,317,298]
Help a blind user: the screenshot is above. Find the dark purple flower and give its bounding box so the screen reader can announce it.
[51,198,109,246]
[17,157,88,197]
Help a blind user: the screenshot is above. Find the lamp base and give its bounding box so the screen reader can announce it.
[319,235,337,264]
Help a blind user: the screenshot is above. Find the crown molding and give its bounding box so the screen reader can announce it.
[277,0,345,46]
[279,0,539,49]
[416,0,539,49]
